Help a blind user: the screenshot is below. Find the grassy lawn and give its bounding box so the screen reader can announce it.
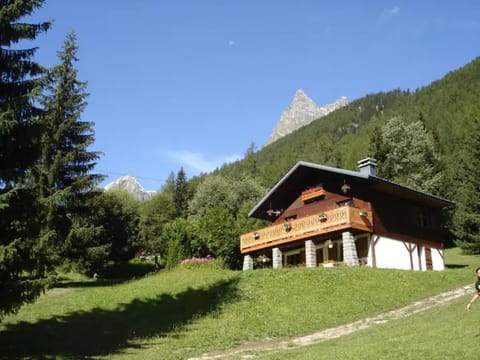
[257,296,478,360]
[0,248,478,359]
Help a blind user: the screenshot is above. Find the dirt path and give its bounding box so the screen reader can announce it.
[189,284,472,360]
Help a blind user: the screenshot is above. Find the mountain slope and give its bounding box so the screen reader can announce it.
[216,57,480,228]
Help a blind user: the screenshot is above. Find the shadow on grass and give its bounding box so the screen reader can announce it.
[445,264,468,269]
[0,277,239,359]
[55,263,157,288]
[55,278,132,288]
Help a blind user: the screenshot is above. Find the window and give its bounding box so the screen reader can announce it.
[337,199,354,207]
[284,249,304,267]
[412,207,433,229]
[286,253,301,266]
[327,241,343,262]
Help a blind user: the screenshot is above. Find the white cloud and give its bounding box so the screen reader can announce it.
[387,6,400,15]
[378,6,400,24]
[166,150,242,174]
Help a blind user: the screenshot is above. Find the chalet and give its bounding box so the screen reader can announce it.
[240,158,454,271]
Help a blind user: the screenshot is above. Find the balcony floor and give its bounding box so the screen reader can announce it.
[240,206,373,254]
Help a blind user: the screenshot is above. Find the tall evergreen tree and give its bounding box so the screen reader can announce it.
[162,171,175,194]
[66,190,139,276]
[0,0,51,319]
[369,126,387,166]
[453,118,480,253]
[0,0,50,183]
[174,167,189,217]
[34,31,103,267]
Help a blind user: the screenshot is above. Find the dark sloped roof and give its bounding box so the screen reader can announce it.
[249,161,454,220]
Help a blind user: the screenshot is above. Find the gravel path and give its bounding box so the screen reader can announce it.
[189,284,472,360]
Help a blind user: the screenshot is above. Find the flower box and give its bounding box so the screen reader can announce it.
[301,188,326,202]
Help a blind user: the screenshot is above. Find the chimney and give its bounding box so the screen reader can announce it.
[357,157,377,176]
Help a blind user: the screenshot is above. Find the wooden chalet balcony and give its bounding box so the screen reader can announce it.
[240,206,373,254]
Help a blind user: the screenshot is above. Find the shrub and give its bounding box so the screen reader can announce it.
[179,256,226,270]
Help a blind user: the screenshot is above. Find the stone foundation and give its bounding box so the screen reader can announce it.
[272,247,283,269]
[242,255,253,271]
[305,240,317,268]
[342,231,359,267]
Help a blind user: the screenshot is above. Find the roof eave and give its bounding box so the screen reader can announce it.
[368,175,455,207]
[248,162,455,220]
[248,161,369,219]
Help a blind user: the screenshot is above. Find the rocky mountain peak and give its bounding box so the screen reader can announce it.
[264,90,349,146]
[292,89,312,103]
[104,176,156,202]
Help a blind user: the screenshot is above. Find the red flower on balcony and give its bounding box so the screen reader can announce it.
[301,184,326,202]
[301,184,324,195]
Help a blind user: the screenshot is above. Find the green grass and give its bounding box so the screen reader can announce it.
[0,248,478,359]
[257,296,478,360]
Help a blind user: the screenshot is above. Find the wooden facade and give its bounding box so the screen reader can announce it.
[241,200,372,253]
[240,160,454,271]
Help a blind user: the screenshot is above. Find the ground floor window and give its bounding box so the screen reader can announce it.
[315,239,343,265]
[284,250,305,267]
[328,241,343,262]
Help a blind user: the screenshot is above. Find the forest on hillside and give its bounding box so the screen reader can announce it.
[154,55,480,276]
[1,1,479,321]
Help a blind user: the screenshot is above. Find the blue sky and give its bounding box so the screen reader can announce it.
[27,1,480,190]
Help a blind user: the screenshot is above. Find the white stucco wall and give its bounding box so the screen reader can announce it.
[416,245,445,271]
[372,236,413,270]
[431,248,445,271]
[370,235,444,271]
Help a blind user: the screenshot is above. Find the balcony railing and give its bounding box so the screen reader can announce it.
[240,206,373,253]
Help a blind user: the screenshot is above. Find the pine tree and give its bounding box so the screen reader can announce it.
[453,118,480,253]
[34,31,103,266]
[0,0,51,320]
[0,0,50,183]
[369,126,387,168]
[174,167,189,217]
[66,190,139,276]
[162,171,175,194]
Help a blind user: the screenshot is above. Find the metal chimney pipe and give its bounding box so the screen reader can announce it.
[357,157,377,176]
